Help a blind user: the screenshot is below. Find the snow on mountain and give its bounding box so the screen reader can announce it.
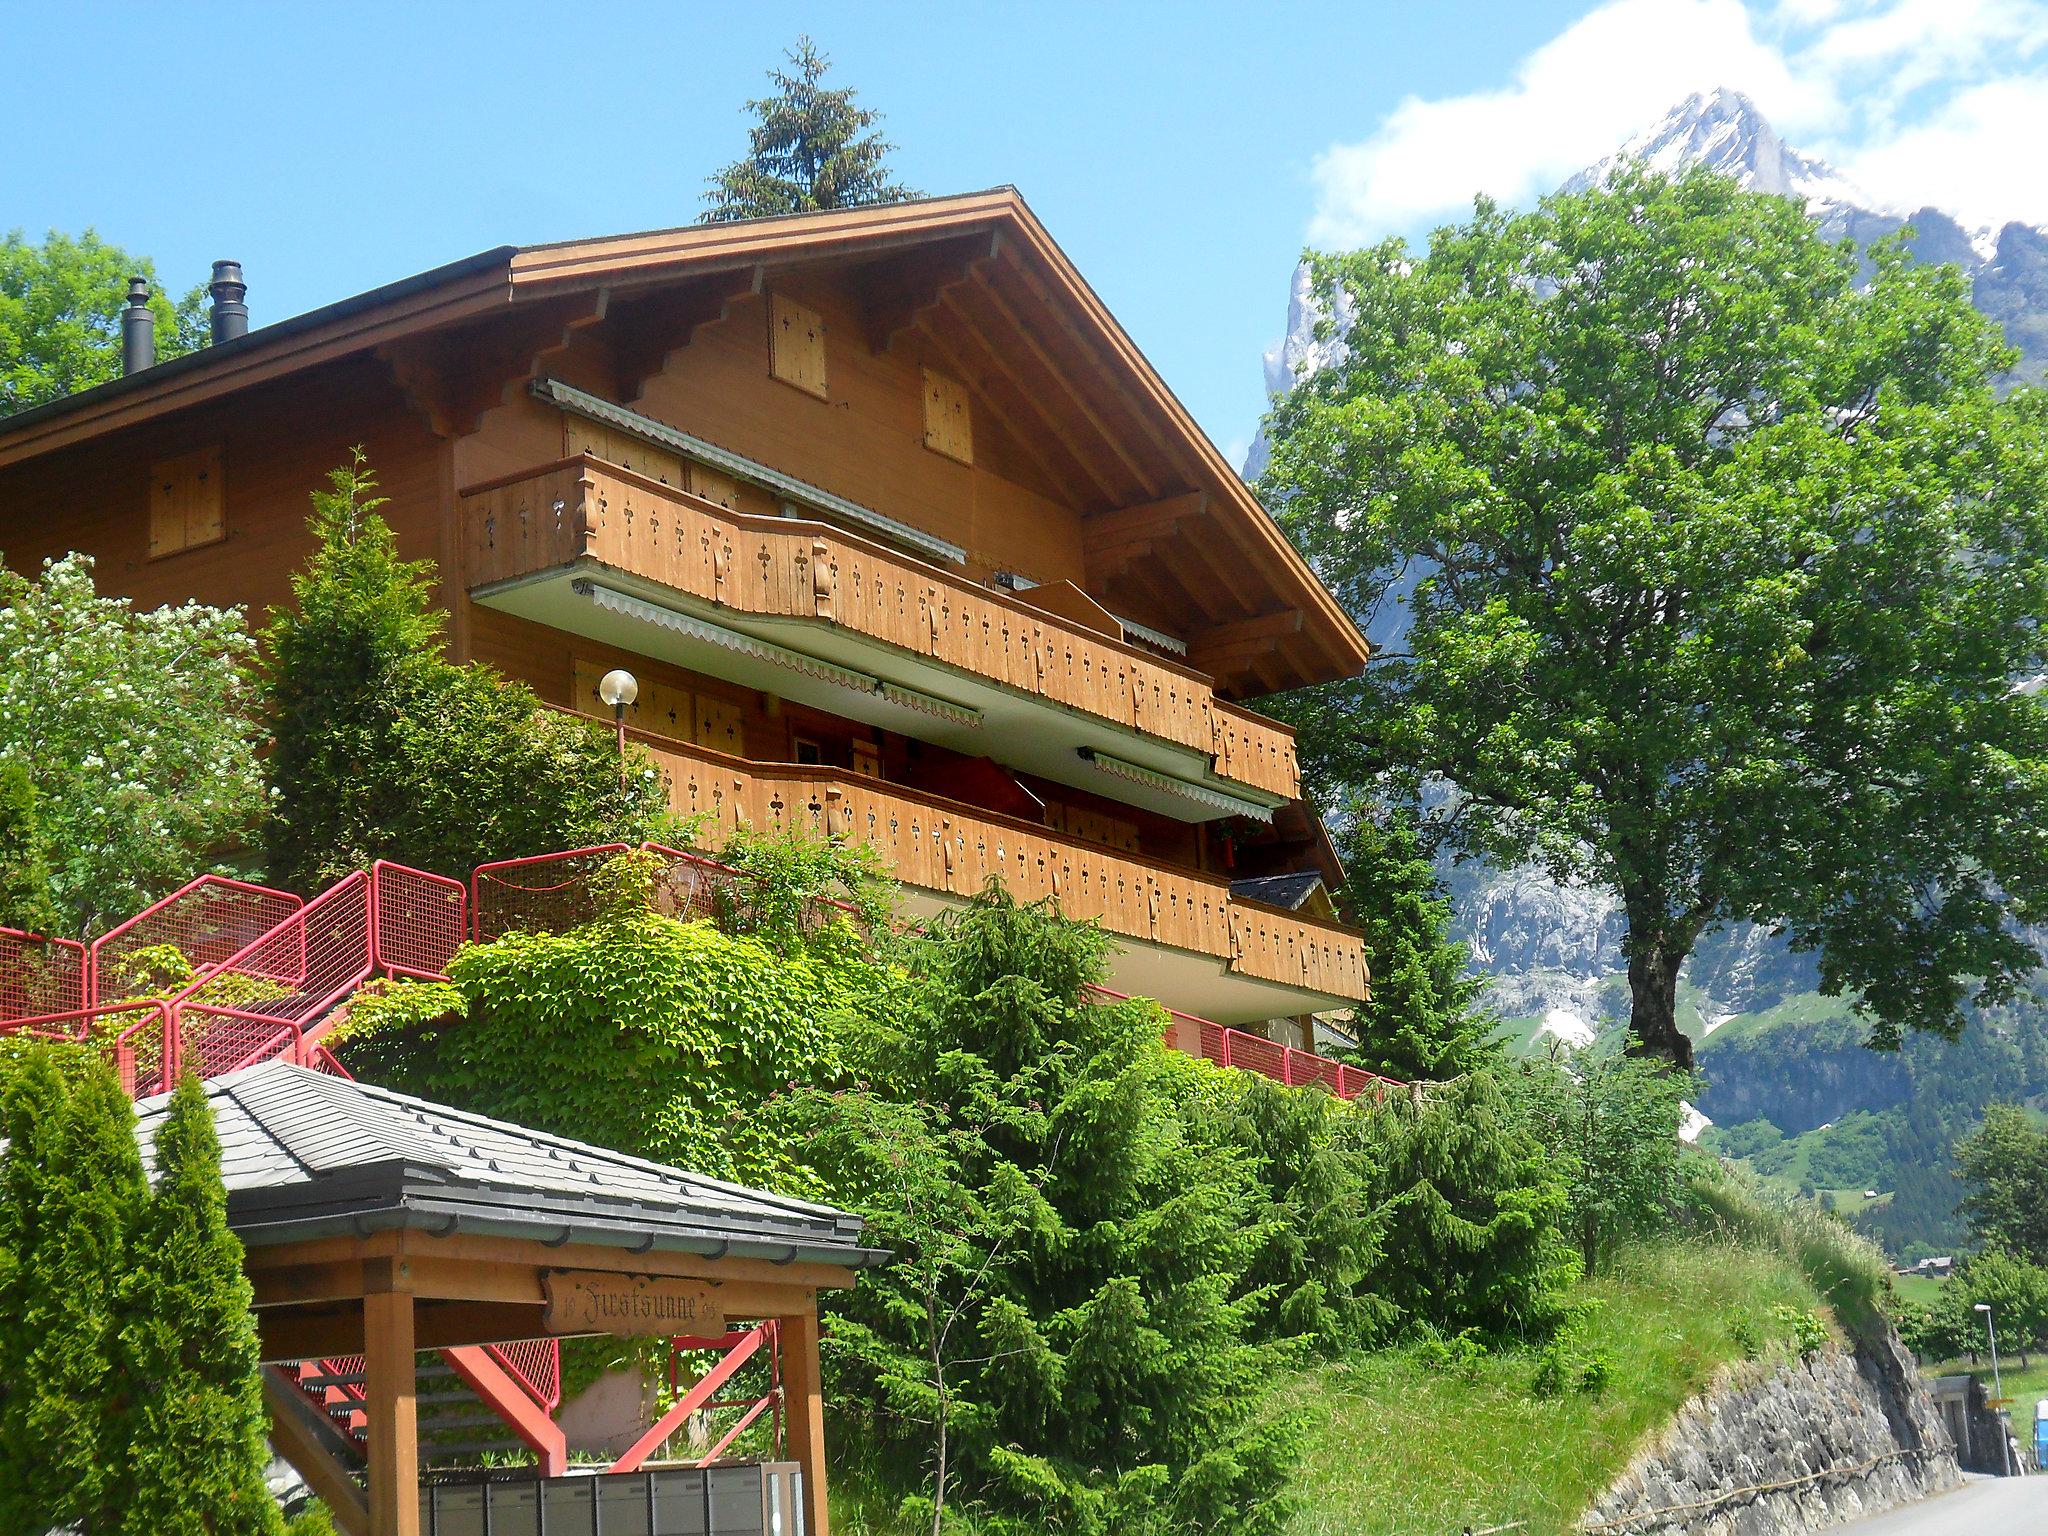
[1561,88,1878,218]
[1248,86,2048,485]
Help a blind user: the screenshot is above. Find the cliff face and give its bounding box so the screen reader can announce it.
[1582,1331,1958,1535]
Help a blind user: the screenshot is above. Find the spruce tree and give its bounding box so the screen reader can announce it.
[121,1074,285,1535]
[264,450,667,887]
[702,37,917,222]
[10,1056,147,1532]
[0,1048,67,1534]
[1330,803,1496,1080]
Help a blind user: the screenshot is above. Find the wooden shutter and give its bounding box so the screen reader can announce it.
[693,695,746,755]
[922,368,973,464]
[769,294,827,398]
[147,445,225,559]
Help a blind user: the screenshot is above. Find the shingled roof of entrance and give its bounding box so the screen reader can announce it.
[132,1061,888,1268]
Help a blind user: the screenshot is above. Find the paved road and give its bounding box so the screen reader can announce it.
[1830,1475,2048,1534]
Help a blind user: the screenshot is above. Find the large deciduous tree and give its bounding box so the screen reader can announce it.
[701,37,917,223]
[1,229,206,413]
[1262,166,2048,1067]
[0,553,265,937]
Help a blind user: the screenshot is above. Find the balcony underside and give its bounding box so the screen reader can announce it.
[477,560,1287,826]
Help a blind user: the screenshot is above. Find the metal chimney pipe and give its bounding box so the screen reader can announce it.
[208,260,248,343]
[121,276,156,375]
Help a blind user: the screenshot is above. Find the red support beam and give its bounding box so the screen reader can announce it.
[610,1325,770,1474]
[440,1345,567,1476]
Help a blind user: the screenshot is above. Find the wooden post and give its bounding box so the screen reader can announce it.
[779,1307,831,1536]
[363,1289,420,1536]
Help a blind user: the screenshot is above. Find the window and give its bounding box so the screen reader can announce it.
[922,367,973,464]
[147,445,225,559]
[791,734,824,766]
[769,293,827,398]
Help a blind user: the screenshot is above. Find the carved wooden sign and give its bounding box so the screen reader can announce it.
[542,1271,725,1339]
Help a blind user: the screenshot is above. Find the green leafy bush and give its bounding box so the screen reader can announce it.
[0,552,264,935]
[337,851,881,1187]
[263,451,671,889]
[1774,1305,1832,1358]
[0,1047,280,1533]
[0,759,58,936]
[1506,1048,1696,1275]
[1355,1070,1576,1340]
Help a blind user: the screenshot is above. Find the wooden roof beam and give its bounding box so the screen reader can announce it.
[929,293,1129,508]
[995,241,1192,473]
[860,232,1002,353]
[965,264,1163,500]
[378,292,604,439]
[1190,613,1313,690]
[1083,490,1208,556]
[603,267,762,398]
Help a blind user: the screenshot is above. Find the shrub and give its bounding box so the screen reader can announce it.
[1187,1066,1394,1351]
[0,1049,282,1534]
[1775,1305,1832,1358]
[0,760,58,936]
[263,451,671,889]
[1355,1070,1576,1339]
[0,552,264,934]
[1507,1047,1696,1275]
[337,852,875,1189]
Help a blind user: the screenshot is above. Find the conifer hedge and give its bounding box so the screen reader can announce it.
[0,1052,280,1535]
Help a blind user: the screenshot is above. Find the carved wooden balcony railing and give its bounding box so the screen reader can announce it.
[610,726,1367,1005]
[464,458,1300,800]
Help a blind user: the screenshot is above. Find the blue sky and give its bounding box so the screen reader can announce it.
[5,2,2044,466]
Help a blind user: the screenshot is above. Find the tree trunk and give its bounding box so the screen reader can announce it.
[1625,937,1694,1071]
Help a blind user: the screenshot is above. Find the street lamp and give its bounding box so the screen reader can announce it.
[598,669,638,790]
[1974,1302,2014,1475]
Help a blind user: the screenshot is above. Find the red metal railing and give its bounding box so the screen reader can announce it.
[89,874,301,1006]
[0,927,86,1023]
[1083,984,1405,1102]
[472,843,632,943]
[370,861,469,980]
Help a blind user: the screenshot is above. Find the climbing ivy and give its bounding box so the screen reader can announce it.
[337,852,895,1188]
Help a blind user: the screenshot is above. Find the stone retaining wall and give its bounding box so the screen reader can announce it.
[1581,1330,1959,1535]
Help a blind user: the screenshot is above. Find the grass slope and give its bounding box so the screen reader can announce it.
[1281,1241,1825,1536]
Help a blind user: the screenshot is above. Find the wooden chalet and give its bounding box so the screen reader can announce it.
[0,187,1370,1038]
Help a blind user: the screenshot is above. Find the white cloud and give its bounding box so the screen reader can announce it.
[1309,0,2048,246]
[1848,77,2048,229]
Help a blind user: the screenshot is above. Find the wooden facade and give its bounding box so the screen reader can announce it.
[0,191,1372,1024]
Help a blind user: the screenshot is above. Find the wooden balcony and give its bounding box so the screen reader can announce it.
[463,458,1300,803]
[619,726,1369,1017]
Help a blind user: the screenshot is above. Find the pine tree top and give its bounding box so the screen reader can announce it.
[702,37,919,223]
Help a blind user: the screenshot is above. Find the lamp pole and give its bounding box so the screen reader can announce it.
[1976,1302,2014,1475]
[598,669,639,793]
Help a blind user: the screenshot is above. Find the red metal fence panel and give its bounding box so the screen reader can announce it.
[89,875,301,1005]
[0,928,85,1023]
[471,844,631,943]
[369,861,469,980]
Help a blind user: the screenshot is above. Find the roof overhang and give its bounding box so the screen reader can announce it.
[0,189,1368,690]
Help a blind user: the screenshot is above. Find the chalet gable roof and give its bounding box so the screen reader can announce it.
[0,189,1366,689]
[131,1061,886,1267]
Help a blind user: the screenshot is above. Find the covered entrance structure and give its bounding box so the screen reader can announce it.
[136,1062,886,1536]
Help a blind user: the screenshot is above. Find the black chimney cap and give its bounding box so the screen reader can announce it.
[208,260,249,344]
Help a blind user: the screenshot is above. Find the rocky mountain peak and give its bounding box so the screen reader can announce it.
[1562,87,1875,214]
